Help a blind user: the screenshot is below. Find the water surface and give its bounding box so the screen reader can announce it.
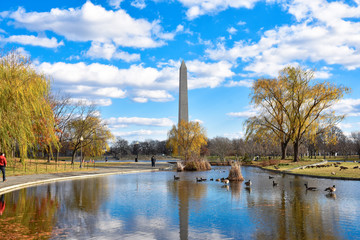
[1,166,359,239]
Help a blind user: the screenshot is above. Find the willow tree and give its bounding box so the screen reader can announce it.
[167,120,207,161]
[246,66,349,162]
[280,66,349,161]
[0,51,58,161]
[245,78,291,159]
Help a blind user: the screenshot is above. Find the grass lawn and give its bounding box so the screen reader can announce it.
[290,162,360,178]
[5,158,100,176]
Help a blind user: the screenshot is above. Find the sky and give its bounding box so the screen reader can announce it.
[1,0,360,142]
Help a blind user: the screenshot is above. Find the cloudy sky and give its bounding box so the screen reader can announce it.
[1,0,360,142]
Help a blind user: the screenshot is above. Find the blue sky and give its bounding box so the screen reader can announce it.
[1,0,360,142]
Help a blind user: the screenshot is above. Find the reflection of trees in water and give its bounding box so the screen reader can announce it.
[1,185,59,239]
[245,179,340,240]
[168,179,207,240]
[229,182,242,200]
[55,177,109,236]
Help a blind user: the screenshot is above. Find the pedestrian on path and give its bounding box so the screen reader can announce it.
[151,155,156,167]
[0,153,7,182]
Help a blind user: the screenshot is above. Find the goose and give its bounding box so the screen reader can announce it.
[174,175,180,180]
[245,180,252,187]
[272,181,278,187]
[304,183,317,191]
[325,185,336,193]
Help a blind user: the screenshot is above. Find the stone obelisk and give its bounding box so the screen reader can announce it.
[179,60,188,124]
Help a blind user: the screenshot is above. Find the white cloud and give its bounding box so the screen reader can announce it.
[227,27,237,35]
[106,117,174,127]
[6,2,173,48]
[227,110,258,118]
[15,47,30,58]
[331,98,360,117]
[223,131,245,139]
[37,59,235,96]
[131,0,146,9]
[225,79,253,87]
[69,98,112,106]
[112,129,168,139]
[187,60,235,89]
[193,119,204,124]
[86,42,140,62]
[206,0,360,76]
[108,0,123,9]
[178,0,260,20]
[1,35,64,48]
[132,90,174,102]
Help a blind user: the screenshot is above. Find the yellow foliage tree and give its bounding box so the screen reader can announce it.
[63,104,114,165]
[167,120,207,161]
[246,66,349,162]
[0,51,58,161]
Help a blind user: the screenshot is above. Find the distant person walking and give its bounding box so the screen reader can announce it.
[151,155,156,167]
[0,153,7,182]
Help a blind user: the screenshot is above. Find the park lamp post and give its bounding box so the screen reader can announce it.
[80,136,84,168]
[135,141,139,162]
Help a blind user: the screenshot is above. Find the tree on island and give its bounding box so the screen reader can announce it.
[167,120,210,170]
[246,66,349,162]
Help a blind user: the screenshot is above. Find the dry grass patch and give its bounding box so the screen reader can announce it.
[183,159,211,171]
[227,163,244,182]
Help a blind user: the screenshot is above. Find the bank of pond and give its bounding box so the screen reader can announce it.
[0,166,359,239]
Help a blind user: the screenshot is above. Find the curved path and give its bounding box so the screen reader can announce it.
[0,162,174,195]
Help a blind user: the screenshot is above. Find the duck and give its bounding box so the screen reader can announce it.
[196,177,203,182]
[210,178,214,181]
[174,175,180,180]
[215,178,221,182]
[245,180,252,187]
[272,181,278,187]
[304,183,317,191]
[223,179,229,185]
[325,185,336,193]
[269,176,274,179]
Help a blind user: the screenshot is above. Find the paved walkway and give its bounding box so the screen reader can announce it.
[0,162,174,194]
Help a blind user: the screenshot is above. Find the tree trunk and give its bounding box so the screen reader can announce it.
[55,150,59,163]
[71,151,76,164]
[293,141,299,162]
[281,142,287,160]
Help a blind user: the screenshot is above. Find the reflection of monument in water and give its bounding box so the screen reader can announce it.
[178,60,189,240]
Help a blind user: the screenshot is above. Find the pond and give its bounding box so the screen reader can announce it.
[1,166,360,239]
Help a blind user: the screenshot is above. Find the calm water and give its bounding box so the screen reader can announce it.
[1,166,360,240]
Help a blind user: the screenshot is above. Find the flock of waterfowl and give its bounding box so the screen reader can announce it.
[173,173,337,197]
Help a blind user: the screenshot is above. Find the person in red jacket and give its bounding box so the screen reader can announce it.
[0,153,7,182]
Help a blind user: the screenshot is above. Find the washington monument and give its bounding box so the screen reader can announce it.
[179,60,188,124]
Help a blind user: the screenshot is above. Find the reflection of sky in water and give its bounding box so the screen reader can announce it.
[2,166,360,239]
